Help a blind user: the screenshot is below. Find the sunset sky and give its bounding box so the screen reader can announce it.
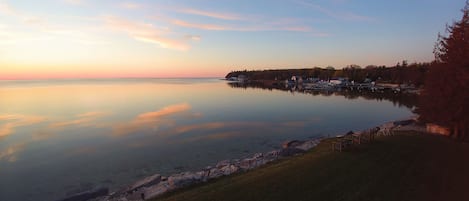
[0,0,466,79]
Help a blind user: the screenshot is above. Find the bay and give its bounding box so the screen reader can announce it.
[0,78,413,201]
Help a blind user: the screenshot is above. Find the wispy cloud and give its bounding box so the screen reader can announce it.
[0,1,101,45]
[103,15,191,51]
[0,1,36,22]
[172,19,229,31]
[294,0,375,22]
[63,0,85,6]
[120,2,142,9]
[0,2,16,16]
[177,8,243,21]
[171,18,316,33]
[185,35,201,41]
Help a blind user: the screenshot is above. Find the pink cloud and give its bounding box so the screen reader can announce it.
[172,19,229,31]
[120,2,142,9]
[172,19,316,33]
[103,15,190,51]
[178,8,243,21]
[0,2,16,16]
[63,0,85,6]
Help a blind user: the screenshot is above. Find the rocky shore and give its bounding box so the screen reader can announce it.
[86,138,322,201]
[61,118,419,201]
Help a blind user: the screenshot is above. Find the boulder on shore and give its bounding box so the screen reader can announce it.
[99,137,322,201]
[282,140,302,148]
[127,174,161,193]
[58,187,108,201]
[279,147,306,157]
[168,172,204,188]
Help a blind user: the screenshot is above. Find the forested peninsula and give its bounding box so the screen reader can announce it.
[225,62,430,86]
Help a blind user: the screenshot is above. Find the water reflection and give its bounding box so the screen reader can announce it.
[113,103,194,136]
[0,79,414,201]
[50,111,109,129]
[0,114,45,138]
[0,142,26,162]
[227,81,418,109]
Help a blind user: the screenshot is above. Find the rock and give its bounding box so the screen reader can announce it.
[105,137,323,201]
[294,140,319,151]
[220,164,239,175]
[231,159,241,165]
[124,188,146,200]
[239,158,255,170]
[216,160,231,168]
[279,147,305,157]
[168,172,201,188]
[265,150,280,160]
[394,119,415,126]
[208,168,224,179]
[127,174,161,193]
[195,170,209,182]
[143,181,171,199]
[238,156,268,170]
[282,140,302,148]
[58,187,108,201]
[253,153,263,159]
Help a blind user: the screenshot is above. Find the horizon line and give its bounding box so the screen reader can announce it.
[0,76,224,81]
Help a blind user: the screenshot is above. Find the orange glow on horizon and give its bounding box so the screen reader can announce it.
[0,65,225,80]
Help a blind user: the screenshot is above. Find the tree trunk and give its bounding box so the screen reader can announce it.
[451,124,460,140]
[461,121,469,142]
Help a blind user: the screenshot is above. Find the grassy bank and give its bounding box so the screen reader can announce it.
[153,132,469,201]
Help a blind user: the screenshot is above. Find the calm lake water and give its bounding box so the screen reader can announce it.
[0,78,413,201]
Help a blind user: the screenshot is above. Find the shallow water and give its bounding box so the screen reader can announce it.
[0,78,413,201]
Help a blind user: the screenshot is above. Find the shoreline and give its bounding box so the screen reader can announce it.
[97,138,322,201]
[65,117,419,201]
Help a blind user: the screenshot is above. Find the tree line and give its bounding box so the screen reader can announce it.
[226,62,430,86]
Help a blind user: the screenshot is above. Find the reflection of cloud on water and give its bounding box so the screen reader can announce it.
[0,142,26,162]
[137,104,191,120]
[65,146,98,157]
[0,114,46,138]
[49,111,109,129]
[125,120,317,148]
[280,121,306,127]
[183,131,243,142]
[169,121,309,136]
[113,103,193,136]
[0,111,109,162]
[173,122,225,134]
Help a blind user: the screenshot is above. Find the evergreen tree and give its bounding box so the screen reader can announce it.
[420,1,469,141]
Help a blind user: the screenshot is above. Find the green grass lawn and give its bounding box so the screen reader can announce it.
[153,132,469,201]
